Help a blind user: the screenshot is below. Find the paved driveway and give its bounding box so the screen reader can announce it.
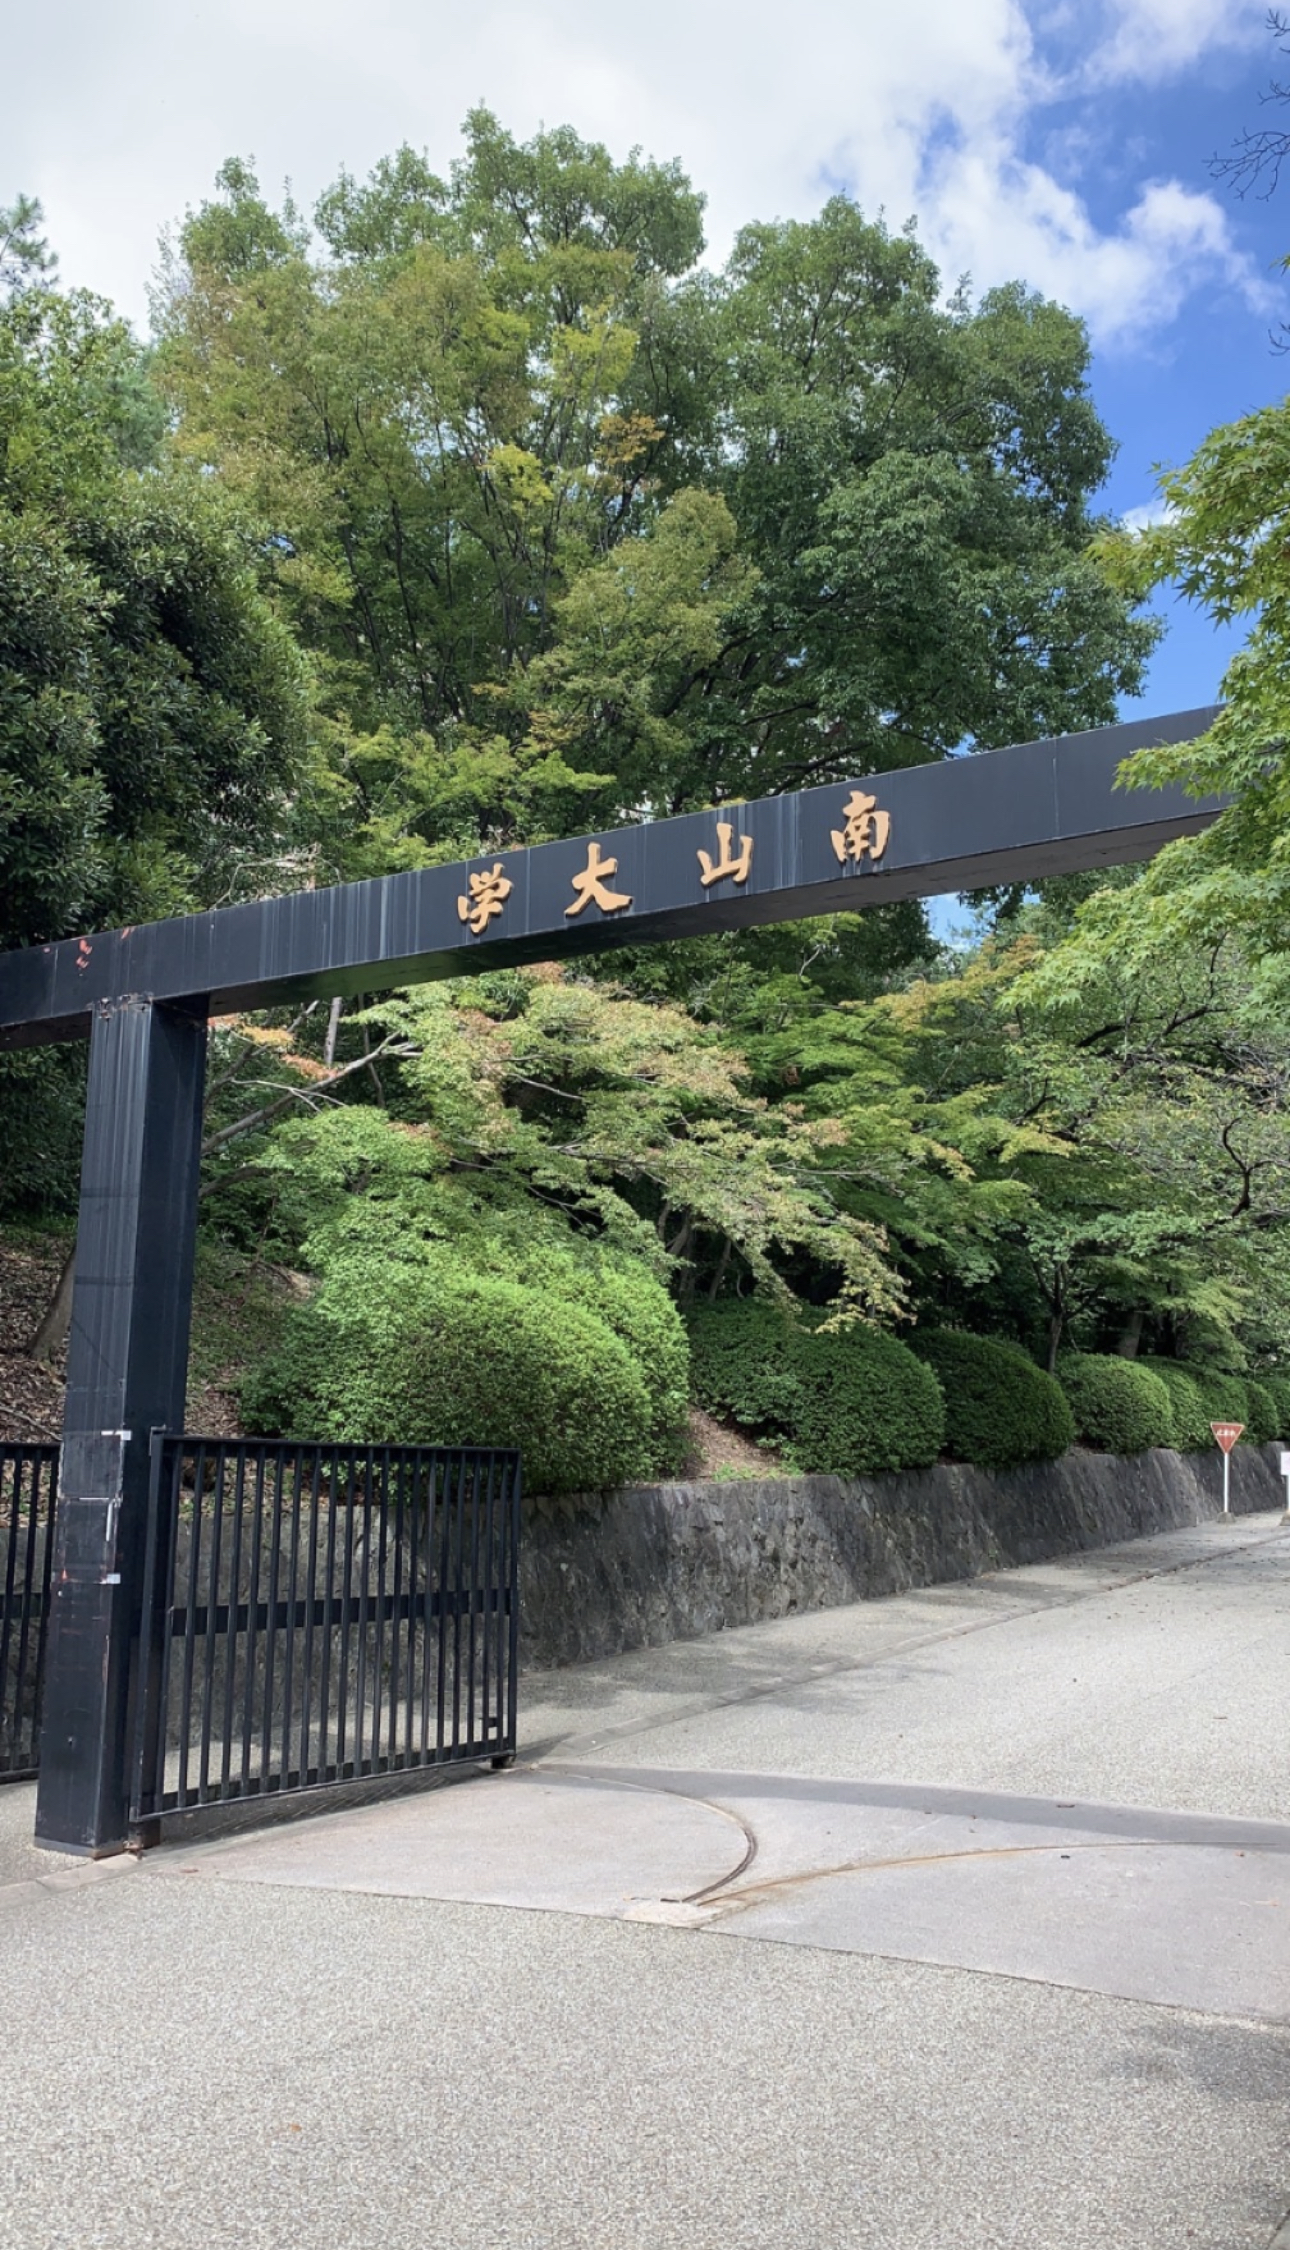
[2,1512,1288,2248]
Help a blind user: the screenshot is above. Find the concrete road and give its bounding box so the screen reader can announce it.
[1,1511,1289,2249]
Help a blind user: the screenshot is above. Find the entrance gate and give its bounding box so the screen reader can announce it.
[0,1435,520,1822]
[0,702,1224,1855]
[132,1436,520,1831]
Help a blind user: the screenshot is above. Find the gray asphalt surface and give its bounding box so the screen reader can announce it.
[0,1510,1287,2249]
[524,1515,1290,1817]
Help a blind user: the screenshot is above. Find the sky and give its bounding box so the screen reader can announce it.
[6,0,1287,722]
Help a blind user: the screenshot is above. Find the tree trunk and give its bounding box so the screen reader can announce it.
[666,1214,693,1263]
[1046,1310,1063,1374]
[1115,1308,1144,1359]
[323,995,342,1068]
[29,1241,76,1363]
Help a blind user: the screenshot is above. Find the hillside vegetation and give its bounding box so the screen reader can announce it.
[3,123,1290,1488]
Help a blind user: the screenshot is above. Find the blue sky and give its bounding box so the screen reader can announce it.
[1006,17,1288,714]
[5,0,1283,722]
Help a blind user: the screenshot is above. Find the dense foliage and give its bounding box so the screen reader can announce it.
[0,288,307,950]
[242,1247,660,1495]
[790,1325,945,1477]
[1246,1378,1280,1445]
[1257,1371,1290,1437]
[1079,393,1290,1015]
[1057,1355,1175,1454]
[1189,1366,1253,1435]
[687,1296,944,1475]
[687,1299,802,1431]
[150,125,1152,874]
[1139,1360,1212,1452]
[911,1331,1073,1469]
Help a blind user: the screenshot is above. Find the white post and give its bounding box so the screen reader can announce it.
[1223,1448,1230,1516]
[1280,1450,1290,1522]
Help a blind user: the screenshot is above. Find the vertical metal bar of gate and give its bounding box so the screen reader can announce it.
[279,1446,303,1790]
[132,1432,171,1820]
[196,1446,226,1806]
[0,1444,58,1782]
[298,1449,323,1786]
[506,1454,521,1754]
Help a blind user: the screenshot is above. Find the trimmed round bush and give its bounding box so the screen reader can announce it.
[686,1299,803,1431]
[1139,1359,1212,1451]
[911,1331,1072,1469]
[241,1262,654,1498]
[521,1250,690,1466]
[789,1324,945,1476]
[1246,1378,1279,1445]
[1255,1370,1290,1439]
[1182,1365,1252,1438]
[1057,1354,1175,1453]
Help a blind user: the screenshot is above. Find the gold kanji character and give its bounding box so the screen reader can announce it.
[564,841,632,918]
[697,821,754,888]
[830,789,891,866]
[457,861,513,935]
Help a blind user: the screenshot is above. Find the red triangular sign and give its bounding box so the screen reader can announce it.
[1211,1422,1244,1454]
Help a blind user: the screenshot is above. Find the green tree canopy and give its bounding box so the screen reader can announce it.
[1071,393,1290,1009]
[0,283,309,948]
[152,121,1154,878]
[0,195,56,299]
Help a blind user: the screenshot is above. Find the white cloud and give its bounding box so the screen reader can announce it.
[0,0,1270,354]
[1122,498,1178,531]
[1090,0,1264,84]
[914,162,1274,344]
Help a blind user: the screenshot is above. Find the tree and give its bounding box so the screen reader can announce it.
[1072,391,1290,1016]
[0,284,309,950]
[0,272,311,1340]
[678,216,1155,802]
[153,128,1154,872]
[0,196,56,299]
[153,128,704,818]
[213,966,905,1323]
[895,925,1290,1366]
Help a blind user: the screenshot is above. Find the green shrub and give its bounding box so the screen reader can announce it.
[241,1259,654,1497]
[1255,1371,1290,1439]
[686,1299,803,1431]
[1182,1365,1252,1438]
[1139,1359,1212,1451]
[520,1249,689,1465]
[789,1324,945,1476]
[1245,1378,1279,1445]
[911,1331,1072,1469]
[1058,1354,1175,1453]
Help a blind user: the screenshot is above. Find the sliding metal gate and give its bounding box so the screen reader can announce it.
[130,1436,521,1830]
[0,1444,58,1781]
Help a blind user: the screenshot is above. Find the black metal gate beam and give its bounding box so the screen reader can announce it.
[0,706,1222,1051]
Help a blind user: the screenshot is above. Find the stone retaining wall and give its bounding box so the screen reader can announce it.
[518,1442,1287,1670]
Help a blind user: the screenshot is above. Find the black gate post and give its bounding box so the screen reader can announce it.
[34,995,207,1855]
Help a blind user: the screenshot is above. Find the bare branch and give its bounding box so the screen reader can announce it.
[1210,11,1290,200]
[200,1036,413,1158]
